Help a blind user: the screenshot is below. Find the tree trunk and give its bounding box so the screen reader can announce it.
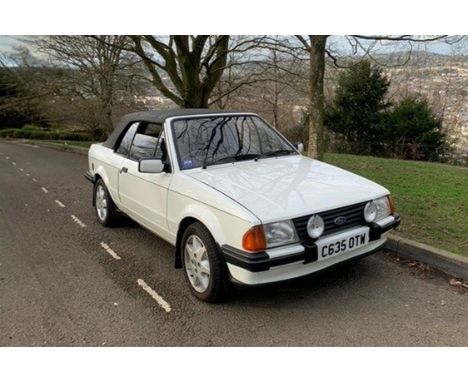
[307,35,328,160]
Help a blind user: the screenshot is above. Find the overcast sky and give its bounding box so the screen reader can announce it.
[1,35,467,58]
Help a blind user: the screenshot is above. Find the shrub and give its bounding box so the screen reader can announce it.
[58,132,91,141]
[22,124,43,131]
[14,130,33,139]
[385,96,447,161]
[0,128,18,137]
[0,126,91,141]
[324,60,390,155]
[29,131,52,140]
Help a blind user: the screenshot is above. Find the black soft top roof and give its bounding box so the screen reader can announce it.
[103,108,249,149]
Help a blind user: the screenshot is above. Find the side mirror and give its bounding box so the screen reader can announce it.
[139,159,165,174]
[294,142,304,154]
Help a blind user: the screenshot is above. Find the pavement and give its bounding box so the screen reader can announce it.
[1,140,468,346]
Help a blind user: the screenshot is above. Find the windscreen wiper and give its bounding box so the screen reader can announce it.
[202,153,260,169]
[256,149,295,160]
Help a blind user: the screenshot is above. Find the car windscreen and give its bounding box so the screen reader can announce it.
[171,115,296,170]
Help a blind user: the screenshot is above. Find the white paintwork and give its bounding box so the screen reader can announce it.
[186,156,389,223]
[41,187,48,194]
[139,159,164,173]
[88,112,394,286]
[137,278,171,313]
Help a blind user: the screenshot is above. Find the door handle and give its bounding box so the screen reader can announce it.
[120,167,128,174]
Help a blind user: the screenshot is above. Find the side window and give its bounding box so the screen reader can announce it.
[129,123,162,161]
[116,122,138,156]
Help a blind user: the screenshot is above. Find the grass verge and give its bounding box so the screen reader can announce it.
[325,153,468,256]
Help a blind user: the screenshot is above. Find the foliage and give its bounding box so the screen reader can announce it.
[324,61,448,161]
[0,127,91,141]
[324,60,390,155]
[384,96,447,161]
[325,153,468,255]
[0,68,43,128]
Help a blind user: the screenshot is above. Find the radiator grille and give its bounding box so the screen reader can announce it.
[292,201,367,241]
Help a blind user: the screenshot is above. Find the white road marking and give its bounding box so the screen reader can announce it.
[71,214,86,228]
[32,178,37,182]
[26,173,30,177]
[12,162,16,165]
[41,187,48,194]
[55,200,66,208]
[19,168,24,172]
[137,279,172,313]
[5,156,9,159]
[100,242,121,260]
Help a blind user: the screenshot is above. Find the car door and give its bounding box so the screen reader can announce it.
[117,122,172,238]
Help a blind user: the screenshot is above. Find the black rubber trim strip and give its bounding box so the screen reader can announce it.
[221,245,310,272]
[369,213,401,241]
[84,171,94,183]
[222,244,316,272]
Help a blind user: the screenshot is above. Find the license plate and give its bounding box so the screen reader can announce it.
[317,227,369,261]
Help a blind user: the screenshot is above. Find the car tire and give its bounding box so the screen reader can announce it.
[181,222,229,303]
[94,179,118,227]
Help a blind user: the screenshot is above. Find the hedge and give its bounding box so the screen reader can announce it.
[0,128,91,141]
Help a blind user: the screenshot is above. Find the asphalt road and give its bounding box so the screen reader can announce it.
[1,140,467,346]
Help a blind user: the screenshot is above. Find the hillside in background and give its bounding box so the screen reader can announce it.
[384,52,468,154]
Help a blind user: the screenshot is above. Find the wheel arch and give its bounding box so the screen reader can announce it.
[174,211,224,269]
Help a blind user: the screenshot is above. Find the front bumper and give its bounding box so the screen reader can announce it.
[222,213,400,285]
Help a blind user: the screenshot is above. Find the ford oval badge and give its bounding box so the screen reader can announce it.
[334,216,347,225]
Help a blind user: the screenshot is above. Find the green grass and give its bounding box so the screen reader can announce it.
[324,153,468,256]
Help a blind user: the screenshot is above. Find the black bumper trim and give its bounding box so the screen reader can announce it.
[84,171,94,183]
[223,241,387,275]
[229,242,387,287]
[369,213,401,241]
[221,245,316,272]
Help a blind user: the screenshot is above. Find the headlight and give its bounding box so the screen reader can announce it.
[306,214,325,239]
[365,196,392,223]
[263,220,298,248]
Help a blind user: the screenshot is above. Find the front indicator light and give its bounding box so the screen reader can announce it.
[242,225,267,252]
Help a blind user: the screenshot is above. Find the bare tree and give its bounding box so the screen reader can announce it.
[0,48,52,126]
[216,43,307,137]
[35,35,141,137]
[129,35,268,108]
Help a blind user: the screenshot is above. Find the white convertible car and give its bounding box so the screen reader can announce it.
[86,109,400,302]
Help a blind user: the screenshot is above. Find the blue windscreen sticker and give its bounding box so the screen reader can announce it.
[183,160,193,169]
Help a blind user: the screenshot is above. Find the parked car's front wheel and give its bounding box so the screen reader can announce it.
[94,179,118,227]
[181,222,229,302]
